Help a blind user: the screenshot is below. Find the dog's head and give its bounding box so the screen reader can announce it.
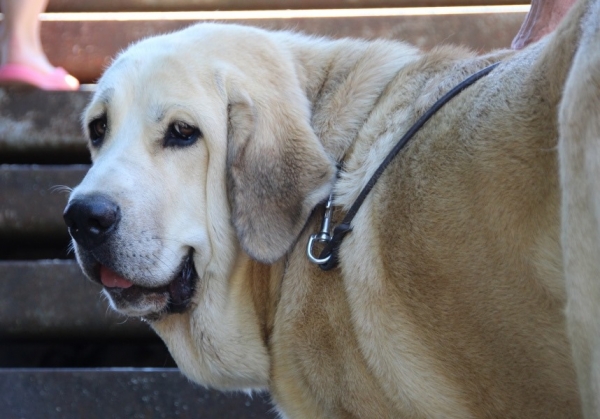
[64,24,333,330]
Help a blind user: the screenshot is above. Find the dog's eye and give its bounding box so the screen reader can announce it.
[164,121,201,148]
[88,116,107,147]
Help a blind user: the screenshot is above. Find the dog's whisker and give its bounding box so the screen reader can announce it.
[65,241,75,256]
[50,184,73,195]
[115,316,129,325]
[149,236,188,246]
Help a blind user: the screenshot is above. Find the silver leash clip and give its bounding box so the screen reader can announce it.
[307,193,334,265]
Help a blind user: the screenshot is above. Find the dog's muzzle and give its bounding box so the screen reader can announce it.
[63,194,197,319]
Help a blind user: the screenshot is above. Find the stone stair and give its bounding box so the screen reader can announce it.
[0,2,527,417]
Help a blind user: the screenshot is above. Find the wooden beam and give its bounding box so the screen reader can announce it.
[47,0,529,12]
[41,12,526,83]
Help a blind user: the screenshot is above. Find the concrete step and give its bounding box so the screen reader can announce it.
[0,166,87,257]
[0,87,91,163]
[40,9,527,83]
[0,260,151,339]
[47,0,528,12]
[0,368,276,419]
[0,339,177,368]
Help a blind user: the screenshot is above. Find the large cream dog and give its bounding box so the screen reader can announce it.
[63,0,600,417]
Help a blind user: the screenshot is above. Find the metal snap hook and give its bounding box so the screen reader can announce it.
[306,193,334,265]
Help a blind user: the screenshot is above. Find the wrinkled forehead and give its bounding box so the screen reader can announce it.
[84,49,223,124]
[84,23,284,115]
[82,22,283,128]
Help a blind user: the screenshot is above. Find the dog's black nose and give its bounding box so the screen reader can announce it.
[63,195,120,249]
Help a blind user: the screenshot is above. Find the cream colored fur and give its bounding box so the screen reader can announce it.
[66,0,600,417]
[560,0,600,417]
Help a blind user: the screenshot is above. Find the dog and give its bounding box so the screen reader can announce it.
[63,0,600,417]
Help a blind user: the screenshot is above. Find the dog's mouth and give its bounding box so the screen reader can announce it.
[92,250,197,320]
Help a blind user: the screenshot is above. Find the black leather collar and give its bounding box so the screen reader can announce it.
[307,61,501,271]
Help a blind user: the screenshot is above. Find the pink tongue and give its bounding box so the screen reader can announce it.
[100,265,134,289]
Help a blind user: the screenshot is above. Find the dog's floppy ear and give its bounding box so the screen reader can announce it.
[226,78,335,263]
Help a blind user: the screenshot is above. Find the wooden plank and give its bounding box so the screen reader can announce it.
[47,0,529,12]
[0,369,276,419]
[0,260,153,339]
[41,12,526,84]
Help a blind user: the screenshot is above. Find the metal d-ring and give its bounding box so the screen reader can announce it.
[307,193,334,265]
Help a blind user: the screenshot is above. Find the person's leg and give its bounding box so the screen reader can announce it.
[0,0,55,74]
[0,0,78,89]
[512,0,578,49]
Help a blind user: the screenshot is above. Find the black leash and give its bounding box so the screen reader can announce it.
[307,62,501,271]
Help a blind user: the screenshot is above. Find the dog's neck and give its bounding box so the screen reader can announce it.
[239,36,424,349]
[280,34,421,161]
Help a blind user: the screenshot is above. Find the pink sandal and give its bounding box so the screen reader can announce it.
[0,64,79,90]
